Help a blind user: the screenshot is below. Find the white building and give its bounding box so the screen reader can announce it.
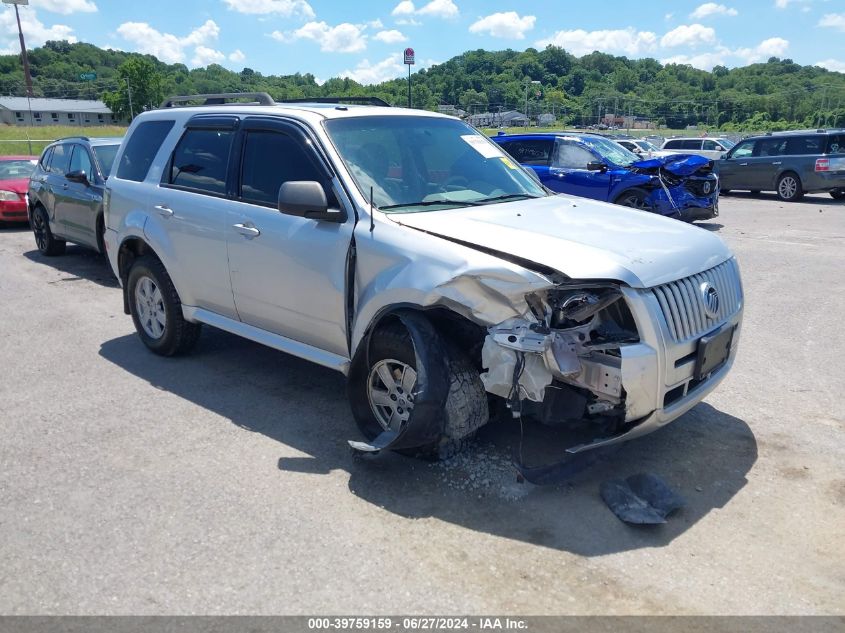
[0,97,114,126]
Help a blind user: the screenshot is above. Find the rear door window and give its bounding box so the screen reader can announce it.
[116,120,175,182]
[49,144,71,175]
[784,136,823,155]
[499,139,554,166]
[166,128,234,195]
[758,138,788,157]
[681,139,702,150]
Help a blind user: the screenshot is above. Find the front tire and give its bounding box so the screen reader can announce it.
[349,322,488,459]
[127,255,201,356]
[31,206,66,256]
[614,188,650,211]
[776,172,803,202]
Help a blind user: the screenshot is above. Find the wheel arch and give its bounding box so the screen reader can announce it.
[117,237,165,314]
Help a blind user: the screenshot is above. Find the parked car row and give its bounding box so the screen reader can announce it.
[10,94,745,469]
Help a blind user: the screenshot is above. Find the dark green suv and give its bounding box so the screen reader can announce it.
[27,136,122,256]
[719,129,845,202]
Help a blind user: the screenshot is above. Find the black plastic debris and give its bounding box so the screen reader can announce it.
[600,473,686,524]
[513,445,619,485]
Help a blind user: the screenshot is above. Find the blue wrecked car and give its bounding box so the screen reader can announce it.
[492,132,719,222]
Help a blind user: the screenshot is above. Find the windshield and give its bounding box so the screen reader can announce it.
[637,140,660,152]
[93,144,120,178]
[0,159,37,179]
[323,116,547,213]
[577,135,639,167]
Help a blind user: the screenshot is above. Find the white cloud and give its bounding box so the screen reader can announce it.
[31,0,97,14]
[818,13,845,32]
[391,1,415,16]
[417,0,458,18]
[338,53,437,85]
[815,59,845,73]
[535,27,657,57]
[222,0,314,18]
[367,19,384,29]
[662,37,790,70]
[274,21,367,53]
[664,13,674,21]
[0,7,75,54]
[390,0,457,19]
[690,3,737,19]
[469,12,535,40]
[115,19,222,66]
[229,49,246,62]
[660,24,716,48]
[192,46,225,67]
[374,29,407,43]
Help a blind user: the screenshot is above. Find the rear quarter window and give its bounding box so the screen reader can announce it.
[784,136,823,155]
[663,140,682,149]
[681,140,702,150]
[116,120,175,182]
[826,135,845,154]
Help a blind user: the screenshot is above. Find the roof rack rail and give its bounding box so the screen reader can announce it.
[159,92,276,108]
[55,135,90,142]
[278,96,391,107]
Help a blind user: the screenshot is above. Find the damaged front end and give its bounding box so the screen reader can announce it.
[481,282,659,454]
[628,154,719,222]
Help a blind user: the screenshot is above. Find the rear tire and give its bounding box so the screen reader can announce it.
[127,255,201,356]
[776,172,803,202]
[349,321,488,460]
[831,189,845,200]
[31,206,65,256]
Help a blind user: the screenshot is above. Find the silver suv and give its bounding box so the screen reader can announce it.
[104,93,743,459]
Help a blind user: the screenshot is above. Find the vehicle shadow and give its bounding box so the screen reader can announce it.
[0,221,31,232]
[23,246,119,288]
[723,192,841,206]
[695,222,723,232]
[99,327,757,557]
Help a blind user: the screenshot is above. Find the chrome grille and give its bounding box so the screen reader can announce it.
[652,258,742,342]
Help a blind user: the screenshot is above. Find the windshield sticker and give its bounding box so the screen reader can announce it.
[461,135,505,159]
[499,156,518,169]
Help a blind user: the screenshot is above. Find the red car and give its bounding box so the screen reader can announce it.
[0,155,38,223]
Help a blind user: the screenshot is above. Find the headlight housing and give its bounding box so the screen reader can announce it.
[0,190,21,201]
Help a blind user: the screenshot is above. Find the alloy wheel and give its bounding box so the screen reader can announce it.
[32,211,47,251]
[367,359,417,431]
[779,176,797,199]
[134,275,166,340]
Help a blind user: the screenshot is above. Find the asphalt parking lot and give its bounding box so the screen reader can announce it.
[1,192,843,615]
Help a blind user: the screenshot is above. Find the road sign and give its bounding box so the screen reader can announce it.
[79,72,97,81]
[404,47,415,65]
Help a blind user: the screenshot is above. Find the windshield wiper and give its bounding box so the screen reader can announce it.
[380,199,481,211]
[473,193,543,205]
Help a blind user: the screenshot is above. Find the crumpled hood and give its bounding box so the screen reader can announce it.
[631,153,711,176]
[387,195,732,288]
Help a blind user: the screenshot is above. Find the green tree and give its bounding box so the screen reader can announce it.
[102,57,164,121]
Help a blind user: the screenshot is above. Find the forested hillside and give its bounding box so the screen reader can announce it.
[1,40,843,130]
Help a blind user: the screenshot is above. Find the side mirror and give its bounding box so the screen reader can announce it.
[277,181,346,223]
[65,170,89,185]
[586,161,607,172]
[720,153,727,160]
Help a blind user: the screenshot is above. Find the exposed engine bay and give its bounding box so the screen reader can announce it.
[480,285,643,434]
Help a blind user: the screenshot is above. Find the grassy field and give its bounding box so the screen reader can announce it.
[0,125,126,156]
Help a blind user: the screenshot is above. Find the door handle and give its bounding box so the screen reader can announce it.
[233,223,260,238]
[154,204,174,218]
[739,162,748,166]
[62,183,68,190]
[772,161,782,165]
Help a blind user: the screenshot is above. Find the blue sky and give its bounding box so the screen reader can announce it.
[1,0,843,84]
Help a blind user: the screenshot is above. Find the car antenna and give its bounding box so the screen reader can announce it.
[369,186,375,232]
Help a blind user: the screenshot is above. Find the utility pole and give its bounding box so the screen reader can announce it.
[4,0,34,152]
[126,79,134,120]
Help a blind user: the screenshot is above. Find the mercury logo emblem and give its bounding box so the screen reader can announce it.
[703,181,712,194]
[701,282,719,318]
